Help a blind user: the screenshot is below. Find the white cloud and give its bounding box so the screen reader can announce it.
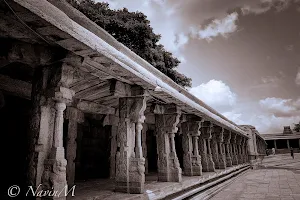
[254,114,300,133]
[222,111,246,125]
[189,80,237,111]
[259,97,300,117]
[197,12,239,41]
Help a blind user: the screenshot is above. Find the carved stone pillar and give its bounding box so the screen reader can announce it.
[241,137,244,164]
[237,135,243,164]
[216,127,226,169]
[142,124,149,174]
[199,134,208,172]
[181,115,202,176]
[115,87,147,194]
[224,130,232,167]
[201,121,215,172]
[211,132,219,169]
[231,133,238,165]
[154,104,182,182]
[26,63,75,200]
[103,114,119,179]
[65,107,84,187]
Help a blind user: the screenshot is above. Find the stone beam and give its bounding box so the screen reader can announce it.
[0,74,32,99]
[74,100,115,115]
[0,39,65,67]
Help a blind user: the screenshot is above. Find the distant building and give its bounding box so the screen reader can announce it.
[262,126,300,154]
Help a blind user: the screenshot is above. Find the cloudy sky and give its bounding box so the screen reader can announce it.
[101,0,300,134]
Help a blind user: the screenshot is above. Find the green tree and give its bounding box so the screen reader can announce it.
[67,0,191,87]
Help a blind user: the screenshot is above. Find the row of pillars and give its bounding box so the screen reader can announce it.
[27,64,249,199]
[114,103,249,193]
[272,139,300,150]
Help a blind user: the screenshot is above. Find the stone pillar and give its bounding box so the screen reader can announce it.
[211,132,219,169]
[142,124,148,174]
[201,121,215,172]
[274,140,277,150]
[287,139,290,149]
[65,107,84,187]
[181,115,202,176]
[154,104,182,182]
[237,135,243,164]
[103,114,119,179]
[115,87,147,194]
[231,133,238,165]
[25,63,75,200]
[199,134,208,172]
[216,127,226,169]
[224,130,232,167]
[242,137,247,163]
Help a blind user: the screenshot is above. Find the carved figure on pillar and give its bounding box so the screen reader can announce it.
[181,115,203,176]
[115,86,147,194]
[224,130,232,167]
[154,104,182,182]
[201,121,215,172]
[216,126,226,169]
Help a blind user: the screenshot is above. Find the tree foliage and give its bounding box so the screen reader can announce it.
[293,122,300,132]
[67,0,192,87]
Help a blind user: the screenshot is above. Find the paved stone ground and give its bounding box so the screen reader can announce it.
[211,153,300,200]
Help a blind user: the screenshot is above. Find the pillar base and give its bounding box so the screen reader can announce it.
[232,156,239,165]
[207,156,215,172]
[115,157,145,194]
[158,168,182,182]
[238,155,244,164]
[201,154,210,172]
[218,154,226,169]
[226,156,232,167]
[42,156,68,200]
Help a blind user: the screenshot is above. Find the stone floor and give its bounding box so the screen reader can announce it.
[69,164,248,200]
[211,153,300,200]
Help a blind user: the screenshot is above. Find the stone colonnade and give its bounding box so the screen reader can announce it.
[26,64,250,199]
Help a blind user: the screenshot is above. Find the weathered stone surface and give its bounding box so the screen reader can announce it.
[224,130,232,167]
[201,121,215,172]
[231,133,239,165]
[215,126,226,169]
[65,107,84,187]
[115,86,147,193]
[155,104,182,182]
[181,115,202,176]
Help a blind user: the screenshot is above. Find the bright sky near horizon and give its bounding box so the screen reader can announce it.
[100,0,300,134]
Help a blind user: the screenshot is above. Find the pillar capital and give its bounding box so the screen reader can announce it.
[154,104,181,134]
[224,130,231,144]
[201,121,213,139]
[214,126,224,142]
[181,115,203,136]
